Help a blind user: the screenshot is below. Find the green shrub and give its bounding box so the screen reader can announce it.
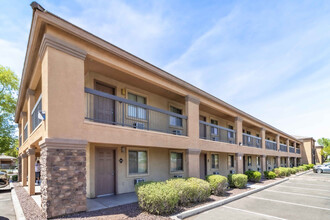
[7,171,13,174]
[11,175,18,182]
[205,175,228,196]
[274,168,285,177]
[228,174,248,189]
[185,178,211,203]
[0,170,7,173]
[293,167,299,173]
[166,178,210,205]
[264,171,276,179]
[308,164,314,169]
[135,182,179,215]
[245,170,261,182]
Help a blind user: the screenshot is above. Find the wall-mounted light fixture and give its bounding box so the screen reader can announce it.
[239,142,242,146]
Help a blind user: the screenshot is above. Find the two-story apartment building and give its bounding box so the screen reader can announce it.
[16,3,302,218]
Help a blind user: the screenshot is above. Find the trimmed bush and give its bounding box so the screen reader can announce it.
[289,168,296,174]
[264,171,276,179]
[228,174,248,189]
[245,170,262,182]
[135,182,179,215]
[166,178,211,205]
[274,168,285,177]
[308,164,314,169]
[293,167,299,173]
[206,175,228,196]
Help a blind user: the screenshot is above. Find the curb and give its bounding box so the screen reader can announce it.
[173,170,312,219]
[10,183,26,220]
[173,178,288,219]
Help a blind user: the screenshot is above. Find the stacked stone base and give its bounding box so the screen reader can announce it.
[40,138,87,218]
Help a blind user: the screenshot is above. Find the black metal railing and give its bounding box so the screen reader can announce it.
[289,146,295,153]
[242,133,261,148]
[85,87,187,136]
[31,96,42,131]
[296,148,300,154]
[280,144,287,152]
[23,123,28,143]
[266,140,277,150]
[199,121,236,144]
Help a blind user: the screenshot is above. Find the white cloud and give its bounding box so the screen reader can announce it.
[0,39,25,76]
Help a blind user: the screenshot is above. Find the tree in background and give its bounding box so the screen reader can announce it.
[317,138,330,161]
[0,65,19,157]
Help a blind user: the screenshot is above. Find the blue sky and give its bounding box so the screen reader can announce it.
[1,0,330,141]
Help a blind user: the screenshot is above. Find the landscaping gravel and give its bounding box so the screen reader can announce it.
[13,178,281,220]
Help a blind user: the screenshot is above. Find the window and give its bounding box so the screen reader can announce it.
[129,150,148,174]
[169,106,183,127]
[257,156,261,166]
[170,152,183,172]
[211,119,218,135]
[128,93,147,120]
[248,156,252,166]
[228,125,234,138]
[228,155,234,168]
[211,154,219,169]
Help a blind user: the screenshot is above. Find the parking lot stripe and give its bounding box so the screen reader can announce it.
[264,189,330,200]
[275,185,330,192]
[287,181,330,187]
[222,206,287,220]
[249,196,330,211]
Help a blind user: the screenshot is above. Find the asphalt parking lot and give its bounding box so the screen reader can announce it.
[188,171,330,220]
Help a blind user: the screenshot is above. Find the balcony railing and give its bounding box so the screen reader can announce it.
[280,144,287,152]
[199,121,236,144]
[31,95,42,131]
[266,140,277,150]
[85,87,187,136]
[289,146,295,153]
[296,148,300,154]
[23,123,28,143]
[242,133,261,148]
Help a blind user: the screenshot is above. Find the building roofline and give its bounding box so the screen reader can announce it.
[15,2,302,143]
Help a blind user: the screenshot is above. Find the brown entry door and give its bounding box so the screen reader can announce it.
[96,148,115,196]
[200,153,207,179]
[94,82,115,124]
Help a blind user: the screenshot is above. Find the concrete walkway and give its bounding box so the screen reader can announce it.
[0,189,16,220]
[87,192,138,212]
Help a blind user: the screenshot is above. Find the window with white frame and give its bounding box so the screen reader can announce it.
[127,93,147,120]
[170,152,183,172]
[169,106,183,127]
[129,150,148,174]
[211,154,219,169]
[210,119,218,135]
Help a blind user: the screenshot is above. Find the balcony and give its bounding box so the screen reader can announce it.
[85,87,187,136]
[266,140,277,151]
[289,146,295,153]
[296,148,300,154]
[280,144,287,152]
[242,133,261,148]
[31,95,42,132]
[199,121,236,144]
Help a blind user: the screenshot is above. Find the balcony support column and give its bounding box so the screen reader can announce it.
[276,135,280,151]
[294,157,297,167]
[27,89,35,134]
[276,156,281,168]
[186,148,201,178]
[286,139,290,153]
[235,117,243,145]
[261,128,266,150]
[21,153,28,186]
[185,95,200,142]
[20,112,27,143]
[235,153,244,174]
[27,147,36,195]
[287,157,290,168]
[293,142,296,154]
